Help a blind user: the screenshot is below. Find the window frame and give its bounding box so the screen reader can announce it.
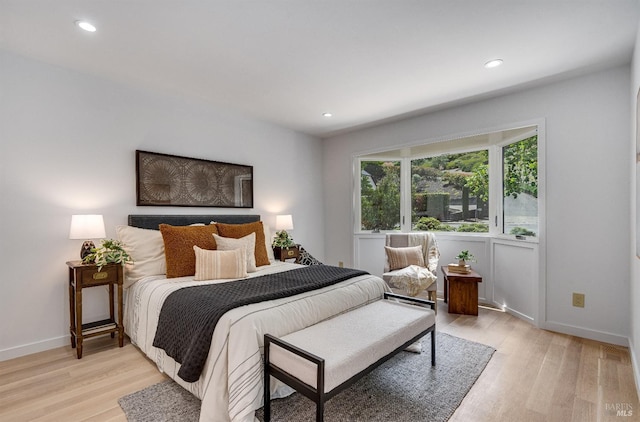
[353,123,542,243]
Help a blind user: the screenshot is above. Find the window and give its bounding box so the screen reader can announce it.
[360,160,401,231]
[502,135,538,236]
[411,151,489,233]
[356,125,539,238]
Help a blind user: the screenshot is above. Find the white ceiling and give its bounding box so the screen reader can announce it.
[1,1,638,138]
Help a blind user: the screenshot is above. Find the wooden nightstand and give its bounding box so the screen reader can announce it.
[273,245,300,262]
[66,261,124,358]
[441,265,483,316]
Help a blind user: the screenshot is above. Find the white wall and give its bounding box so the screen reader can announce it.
[324,65,631,344]
[629,17,640,397]
[0,51,325,360]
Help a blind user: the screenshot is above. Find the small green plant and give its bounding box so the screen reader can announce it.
[414,217,441,231]
[456,222,489,232]
[437,224,456,232]
[272,230,295,248]
[82,239,133,271]
[455,250,476,263]
[414,217,455,232]
[510,227,536,237]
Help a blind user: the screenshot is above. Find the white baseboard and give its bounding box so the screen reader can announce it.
[504,305,535,323]
[0,335,68,362]
[629,337,640,402]
[543,320,628,346]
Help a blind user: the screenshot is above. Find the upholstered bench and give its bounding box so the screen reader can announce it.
[263,292,436,422]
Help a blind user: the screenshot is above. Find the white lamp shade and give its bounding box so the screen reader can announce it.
[69,215,106,239]
[275,214,294,231]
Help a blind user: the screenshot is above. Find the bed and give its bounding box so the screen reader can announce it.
[121,214,388,422]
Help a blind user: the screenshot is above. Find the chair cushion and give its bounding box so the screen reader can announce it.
[383,265,436,296]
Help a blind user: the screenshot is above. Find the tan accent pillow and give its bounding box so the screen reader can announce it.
[384,245,425,271]
[116,225,166,288]
[159,223,219,278]
[216,221,270,266]
[193,246,248,281]
[213,232,257,272]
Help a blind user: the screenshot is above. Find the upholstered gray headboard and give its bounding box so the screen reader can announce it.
[128,214,260,230]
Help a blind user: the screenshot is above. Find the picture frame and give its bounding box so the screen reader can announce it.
[136,150,253,208]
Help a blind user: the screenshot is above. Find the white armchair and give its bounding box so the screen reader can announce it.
[382,232,440,311]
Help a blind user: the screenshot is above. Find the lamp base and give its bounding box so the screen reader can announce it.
[80,240,95,261]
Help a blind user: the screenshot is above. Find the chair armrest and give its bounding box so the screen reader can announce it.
[427,245,439,274]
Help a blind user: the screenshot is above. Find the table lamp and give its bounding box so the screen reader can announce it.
[275,214,293,233]
[69,214,106,260]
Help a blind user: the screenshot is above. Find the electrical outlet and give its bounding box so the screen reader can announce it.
[572,293,585,308]
[338,261,344,268]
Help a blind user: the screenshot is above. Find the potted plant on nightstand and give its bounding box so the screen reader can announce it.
[272,230,295,248]
[82,239,133,271]
[272,230,296,260]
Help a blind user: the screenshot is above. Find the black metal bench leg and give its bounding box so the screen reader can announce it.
[431,330,436,366]
[264,373,271,422]
[316,398,324,422]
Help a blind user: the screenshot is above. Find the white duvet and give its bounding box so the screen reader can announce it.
[124,261,388,422]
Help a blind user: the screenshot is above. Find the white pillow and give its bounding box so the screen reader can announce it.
[116,225,166,288]
[263,225,276,262]
[193,246,247,280]
[210,221,276,262]
[213,232,257,272]
[211,221,276,264]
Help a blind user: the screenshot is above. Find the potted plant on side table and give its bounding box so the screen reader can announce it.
[455,250,475,267]
[448,250,475,274]
[82,239,133,271]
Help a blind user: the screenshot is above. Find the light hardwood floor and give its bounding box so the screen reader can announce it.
[0,301,638,421]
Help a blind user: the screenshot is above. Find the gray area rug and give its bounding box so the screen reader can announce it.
[118,332,495,422]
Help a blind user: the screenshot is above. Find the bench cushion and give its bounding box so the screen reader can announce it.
[268,300,435,393]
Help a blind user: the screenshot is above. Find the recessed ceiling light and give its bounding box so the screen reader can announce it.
[75,20,97,32]
[484,59,503,69]
[322,112,333,118]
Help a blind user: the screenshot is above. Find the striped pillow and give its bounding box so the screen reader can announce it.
[193,246,248,281]
[384,245,425,270]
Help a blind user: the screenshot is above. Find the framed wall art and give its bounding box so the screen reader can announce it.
[136,150,253,208]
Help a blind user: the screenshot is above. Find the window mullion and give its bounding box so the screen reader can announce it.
[354,158,363,233]
[400,157,411,232]
[488,145,502,236]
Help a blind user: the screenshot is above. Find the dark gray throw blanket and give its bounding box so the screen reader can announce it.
[152,265,368,382]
